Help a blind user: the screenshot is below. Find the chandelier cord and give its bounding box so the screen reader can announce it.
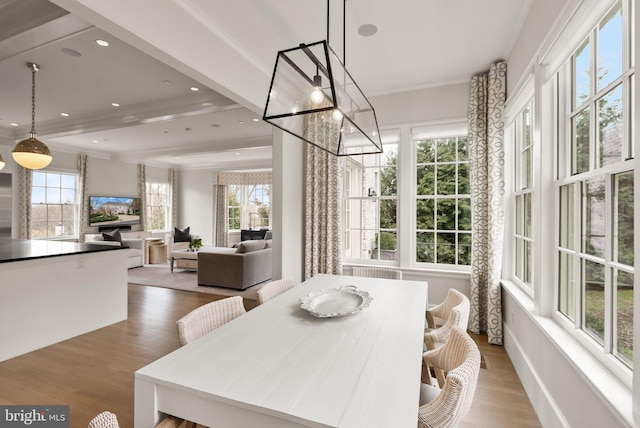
[30,64,37,135]
[326,0,347,65]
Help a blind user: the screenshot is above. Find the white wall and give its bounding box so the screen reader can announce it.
[178,169,214,244]
[507,0,570,95]
[371,82,470,127]
[272,129,304,283]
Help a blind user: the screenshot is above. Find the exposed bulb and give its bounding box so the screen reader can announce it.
[310,74,323,104]
[311,87,323,104]
[332,109,343,122]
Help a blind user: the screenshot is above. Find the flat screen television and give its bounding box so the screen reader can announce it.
[89,196,141,228]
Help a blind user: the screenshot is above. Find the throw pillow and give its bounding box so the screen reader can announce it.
[102,229,122,243]
[174,226,191,242]
[235,240,267,254]
[264,239,272,248]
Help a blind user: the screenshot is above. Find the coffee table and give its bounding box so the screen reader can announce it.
[169,249,198,272]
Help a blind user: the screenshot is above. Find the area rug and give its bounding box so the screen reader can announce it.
[127,264,266,301]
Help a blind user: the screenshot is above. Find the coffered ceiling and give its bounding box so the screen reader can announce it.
[0,0,531,169]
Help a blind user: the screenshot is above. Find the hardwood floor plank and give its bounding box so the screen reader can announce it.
[0,284,540,427]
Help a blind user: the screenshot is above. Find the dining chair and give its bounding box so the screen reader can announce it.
[424,292,470,351]
[176,296,246,346]
[155,415,196,428]
[349,266,403,279]
[88,411,120,428]
[418,328,481,428]
[257,278,297,305]
[425,288,467,331]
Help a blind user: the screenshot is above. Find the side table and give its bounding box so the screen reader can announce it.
[144,238,164,264]
[149,244,167,264]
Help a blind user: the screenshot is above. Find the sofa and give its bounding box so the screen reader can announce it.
[197,240,272,290]
[84,233,144,269]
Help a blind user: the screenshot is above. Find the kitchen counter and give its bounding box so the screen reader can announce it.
[0,238,125,263]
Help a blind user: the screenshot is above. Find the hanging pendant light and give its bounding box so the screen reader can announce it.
[0,154,5,171]
[12,63,52,170]
[263,0,382,156]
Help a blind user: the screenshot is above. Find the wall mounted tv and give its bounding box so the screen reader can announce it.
[89,196,141,229]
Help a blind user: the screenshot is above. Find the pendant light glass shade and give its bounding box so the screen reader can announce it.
[263,41,382,156]
[12,63,52,170]
[0,154,5,171]
[12,133,52,170]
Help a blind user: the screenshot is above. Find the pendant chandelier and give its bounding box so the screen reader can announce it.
[263,0,382,156]
[12,63,52,170]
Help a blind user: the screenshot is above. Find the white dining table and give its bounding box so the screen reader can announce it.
[134,273,428,428]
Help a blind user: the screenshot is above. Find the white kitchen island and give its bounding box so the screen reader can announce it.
[0,239,128,362]
[135,274,428,428]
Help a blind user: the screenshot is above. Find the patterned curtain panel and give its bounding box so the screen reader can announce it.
[217,171,272,185]
[304,128,342,279]
[468,61,507,345]
[77,154,89,242]
[137,164,147,231]
[168,168,178,229]
[214,184,229,247]
[17,166,32,239]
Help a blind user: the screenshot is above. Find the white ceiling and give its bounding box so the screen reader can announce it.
[0,0,531,169]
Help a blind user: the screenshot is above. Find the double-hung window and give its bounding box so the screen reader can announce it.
[145,181,170,231]
[555,0,634,371]
[413,130,471,267]
[31,171,78,239]
[227,184,271,231]
[513,101,534,289]
[343,138,398,262]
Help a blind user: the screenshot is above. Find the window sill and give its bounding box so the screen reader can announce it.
[343,263,471,280]
[501,280,634,427]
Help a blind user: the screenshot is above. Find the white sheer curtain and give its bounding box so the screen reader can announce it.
[77,154,89,242]
[17,166,32,239]
[303,114,342,279]
[468,61,507,345]
[137,164,147,232]
[168,168,178,230]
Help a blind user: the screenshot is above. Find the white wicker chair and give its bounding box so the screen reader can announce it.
[418,328,481,428]
[88,411,120,428]
[257,278,297,305]
[424,290,470,351]
[176,296,246,346]
[426,288,467,330]
[349,266,402,279]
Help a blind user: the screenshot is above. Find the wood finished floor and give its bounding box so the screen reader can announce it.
[0,284,540,428]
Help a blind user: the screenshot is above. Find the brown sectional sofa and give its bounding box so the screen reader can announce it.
[197,240,272,290]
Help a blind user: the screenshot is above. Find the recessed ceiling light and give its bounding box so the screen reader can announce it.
[358,24,378,37]
[61,48,82,57]
[211,124,220,128]
[163,131,169,134]
[190,86,199,92]
[235,152,240,156]
[10,123,18,127]
[238,121,244,124]
[96,39,110,47]
[60,113,69,117]
[163,80,173,85]
[92,140,99,143]
[252,118,260,122]
[111,102,120,107]
[185,127,191,131]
